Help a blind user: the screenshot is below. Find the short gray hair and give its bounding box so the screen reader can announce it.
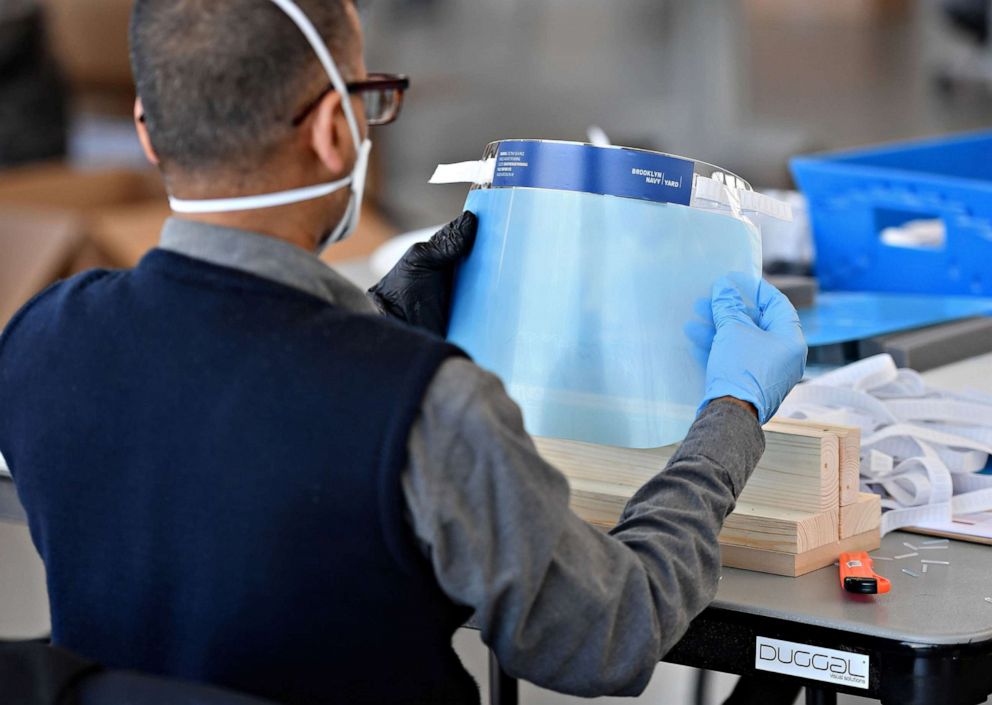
[129,0,355,174]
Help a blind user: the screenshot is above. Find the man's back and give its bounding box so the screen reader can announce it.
[0,249,477,705]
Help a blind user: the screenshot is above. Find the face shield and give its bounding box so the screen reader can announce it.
[435,139,792,448]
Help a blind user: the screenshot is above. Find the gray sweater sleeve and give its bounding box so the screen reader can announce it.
[402,357,765,697]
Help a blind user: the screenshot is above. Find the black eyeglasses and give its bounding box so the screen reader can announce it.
[292,72,410,127]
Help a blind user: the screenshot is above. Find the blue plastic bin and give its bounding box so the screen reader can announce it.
[790,131,992,296]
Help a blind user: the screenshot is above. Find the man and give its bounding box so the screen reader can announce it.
[0,1,807,704]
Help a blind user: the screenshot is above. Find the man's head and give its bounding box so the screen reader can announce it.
[130,0,368,246]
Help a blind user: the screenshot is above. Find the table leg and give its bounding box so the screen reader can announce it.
[693,669,710,705]
[488,649,518,705]
[805,686,837,705]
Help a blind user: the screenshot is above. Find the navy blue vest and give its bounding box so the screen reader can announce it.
[0,250,477,705]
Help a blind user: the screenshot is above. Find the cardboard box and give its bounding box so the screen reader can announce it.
[0,162,163,210]
[0,209,84,328]
[40,0,135,114]
[320,205,396,265]
[0,162,166,269]
[42,0,133,89]
[0,162,397,272]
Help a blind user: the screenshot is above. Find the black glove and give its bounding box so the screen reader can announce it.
[368,211,478,336]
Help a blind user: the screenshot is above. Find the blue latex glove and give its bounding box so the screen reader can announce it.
[684,296,717,368]
[698,275,807,424]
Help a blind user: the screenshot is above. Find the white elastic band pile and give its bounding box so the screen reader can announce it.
[777,354,992,535]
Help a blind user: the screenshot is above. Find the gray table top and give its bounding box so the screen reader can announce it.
[710,355,992,647]
[3,477,991,647]
[714,532,992,646]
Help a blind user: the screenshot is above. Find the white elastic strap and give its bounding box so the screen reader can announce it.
[863,443,951,507]
[267,0,360,148]
[952,487,992,514]
[955,388,992,405]
[860,432,988,475]
[691,175,793,221]
[953,473,992,494]
[169,176,352,213]
[783,384,898,426]
[740,189,794,222]
[429,159,497,185]
[880,502,952,535]
[884,399,992,426]
[808,353,898,390]
[863,423,992,457]
[871,368,930,399]
[926,423,992,447]
[351,139,372,205]
[165,0,364,215]
[780,353,992,536]
[867,450,894,477]
[691,175,737,213]
[938,447,989,474]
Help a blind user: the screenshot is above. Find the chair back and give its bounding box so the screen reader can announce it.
[0,640,277,705]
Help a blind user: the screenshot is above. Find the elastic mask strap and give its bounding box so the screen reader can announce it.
[692,175,793,222]
[167,0,363,214]
[352,139,372,205]
[268,0,361,149]
[170,175,353,214]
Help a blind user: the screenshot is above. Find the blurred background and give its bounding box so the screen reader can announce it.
[3,0,992,318]
[2,2,992,702]
[365,0,992,226]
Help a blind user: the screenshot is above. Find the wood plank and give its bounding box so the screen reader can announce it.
[567,480,838,554]
[769,417,861,506]
[534,437,674,489]
[838,426,864,507]
[720,529,880,577]
[565,479,628,529]
[839,492,881,539]
[536,425,839,514]
[740,427,838,513]
[568,476,879,576]
[720,503,839,553]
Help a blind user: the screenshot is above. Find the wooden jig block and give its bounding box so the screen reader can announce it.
[720,529,881,577]
[767,418,861,506]
[839,492,881,539]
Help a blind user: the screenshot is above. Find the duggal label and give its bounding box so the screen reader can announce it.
[754,636,869,690]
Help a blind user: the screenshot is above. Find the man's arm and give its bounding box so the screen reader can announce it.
[403,358,764,697]
[401,276,805,696]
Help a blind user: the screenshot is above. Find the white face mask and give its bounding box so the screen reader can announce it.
[167,0,371,251]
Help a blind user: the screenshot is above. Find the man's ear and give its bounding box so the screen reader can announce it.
[310,91,349,177]
[133,97,160,166]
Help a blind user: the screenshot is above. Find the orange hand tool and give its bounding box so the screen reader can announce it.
[839,551,891,594]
